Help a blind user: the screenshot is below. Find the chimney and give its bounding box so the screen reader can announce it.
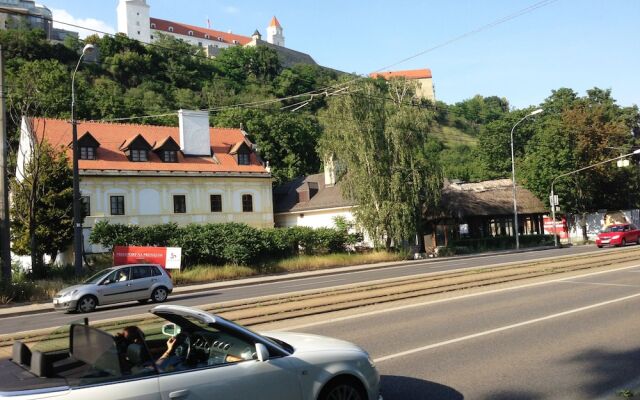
[178,109,210,156]
[324,155,336,186]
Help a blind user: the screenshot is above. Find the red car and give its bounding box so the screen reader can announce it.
[596,223,640,247]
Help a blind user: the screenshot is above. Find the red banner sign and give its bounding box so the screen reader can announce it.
[543,216,568,239]
[113,246,182,269]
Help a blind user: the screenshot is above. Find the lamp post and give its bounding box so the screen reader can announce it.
[510,108,543,249]
[71,43,94,276]
[550,148,640,247]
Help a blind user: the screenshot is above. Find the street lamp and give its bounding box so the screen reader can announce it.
[71,43,94,276]
[549,148,640,247]
[510,108,543,249]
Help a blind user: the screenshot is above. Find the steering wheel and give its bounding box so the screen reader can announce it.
[173,333,191,362]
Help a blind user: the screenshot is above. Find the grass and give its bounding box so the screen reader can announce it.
[173,251,404,285]
[1,251,405,304]
[431,125,478,148]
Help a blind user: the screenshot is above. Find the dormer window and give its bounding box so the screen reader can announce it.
[204,34,209,39]
[163,150,178,162]
[77,131,100,160]
[131,149,148,162]
[188,30,194,36]
[238,153,250,165]
[152,136,181,163]
[233,39,239,44]
[121,133,152,163]
[229,140,252,166]
[80,146,96,160]
[217,36,222,41]
[168,26,174,32]
[151,22,156,28]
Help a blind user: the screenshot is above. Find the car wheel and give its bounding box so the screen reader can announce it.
[636,237,640,245]
[621,238,627,247]
[76,295,97,313]
[597,245,603,248]
[151,287,168,303]
[319,378,366,400]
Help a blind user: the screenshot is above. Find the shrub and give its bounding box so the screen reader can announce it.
[89,222,354,267]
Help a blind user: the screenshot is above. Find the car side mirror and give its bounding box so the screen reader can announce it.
[162,323,181,337]
[255,343,269,362]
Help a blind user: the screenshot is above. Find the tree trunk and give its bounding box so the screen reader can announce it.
[580,213,588,242]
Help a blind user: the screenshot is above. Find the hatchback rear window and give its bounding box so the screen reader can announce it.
[151,266,163,276]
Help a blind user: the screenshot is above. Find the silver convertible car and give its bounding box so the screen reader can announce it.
[0,305,381,400]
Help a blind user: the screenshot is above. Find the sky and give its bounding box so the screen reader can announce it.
[41,0,640,109]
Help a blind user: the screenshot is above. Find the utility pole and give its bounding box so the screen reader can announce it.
[0,46,11,283]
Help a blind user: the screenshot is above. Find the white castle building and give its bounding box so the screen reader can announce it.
[116,0,313,65]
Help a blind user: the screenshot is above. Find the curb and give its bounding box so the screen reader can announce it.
[0,245,569,319]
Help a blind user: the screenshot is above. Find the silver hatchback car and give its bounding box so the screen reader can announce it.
[53,264,173,313]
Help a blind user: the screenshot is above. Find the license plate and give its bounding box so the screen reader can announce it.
[601,239,610,244]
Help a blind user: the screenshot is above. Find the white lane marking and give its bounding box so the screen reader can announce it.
[278,264,640,331]
[373,291,640,363]
[560,280,640,288]
[279,278,346,289]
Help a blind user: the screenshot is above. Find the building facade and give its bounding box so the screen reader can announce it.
[0,0,78,41]
[17,110,273,258]
[370,69,436,102]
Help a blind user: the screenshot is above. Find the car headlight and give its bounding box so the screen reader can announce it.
[612,235,620,239]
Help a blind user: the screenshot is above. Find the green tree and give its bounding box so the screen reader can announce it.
[319,78,442,250]
[11,128,73,276]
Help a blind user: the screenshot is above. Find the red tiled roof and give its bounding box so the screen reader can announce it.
[150,17,251,45]
[269,16,281,28]
[30,118,267,174]
[369,69,433,80]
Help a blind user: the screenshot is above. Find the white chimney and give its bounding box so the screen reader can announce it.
[324,155,336,186]
[178,109,211,156]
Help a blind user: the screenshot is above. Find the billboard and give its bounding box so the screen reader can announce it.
[113,246,182,269]
[543,216,568,239]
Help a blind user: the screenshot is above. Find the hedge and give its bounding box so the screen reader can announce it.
[89,221,356,267]
[447,234,555,252]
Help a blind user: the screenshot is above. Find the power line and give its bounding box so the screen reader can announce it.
[0,0,559,122]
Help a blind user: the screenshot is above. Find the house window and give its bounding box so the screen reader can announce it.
[80,196,90,216]
[162,150,178,163]
[173,195,186,214]
[210,194,222,212]
[242,194,253,212]
[110,196,125,215]
[238,153,250,165]
[80,146,96,160]
[131,149,148,162]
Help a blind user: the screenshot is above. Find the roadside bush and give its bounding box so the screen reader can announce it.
[447,234,554,253]
[90,222,354,267]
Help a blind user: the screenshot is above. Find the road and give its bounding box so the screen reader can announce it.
[281,262,640,399]
[0,245,601,334]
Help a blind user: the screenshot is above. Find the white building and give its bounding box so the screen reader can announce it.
[17,110,273,263]
[273,164,373,247]
[117,0,284,51]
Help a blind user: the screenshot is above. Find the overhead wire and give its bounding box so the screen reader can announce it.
[0,0,560,122]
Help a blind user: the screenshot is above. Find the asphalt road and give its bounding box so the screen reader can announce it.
[0,245,600,335]
[285,261,640,399]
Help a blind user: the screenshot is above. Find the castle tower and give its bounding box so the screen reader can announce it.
[266,16,284,47]
[117,0,151,43]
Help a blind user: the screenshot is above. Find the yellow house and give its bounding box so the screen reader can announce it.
[370,68,436,102]
[18,111,273,256]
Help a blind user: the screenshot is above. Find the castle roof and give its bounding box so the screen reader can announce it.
[28,118,268,175]
[269,16,281,28]
[370,69,433,80]
[150,17,252,45]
